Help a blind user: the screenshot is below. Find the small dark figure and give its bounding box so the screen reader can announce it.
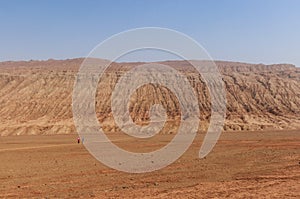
[77,137,80,144]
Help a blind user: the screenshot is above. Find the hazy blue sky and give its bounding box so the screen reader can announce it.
[0,0,300,66]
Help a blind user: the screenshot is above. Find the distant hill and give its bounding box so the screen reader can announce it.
[0,59,299,135]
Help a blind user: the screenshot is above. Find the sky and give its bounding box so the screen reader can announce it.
[0,0,300,66]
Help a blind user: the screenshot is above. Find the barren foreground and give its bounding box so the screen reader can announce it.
[0,130,299,198]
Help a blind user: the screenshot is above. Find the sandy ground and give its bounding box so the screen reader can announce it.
[0,130,299,198]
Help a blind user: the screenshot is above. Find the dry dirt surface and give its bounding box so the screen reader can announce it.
[0,59,299,198]
[0,130,299,198]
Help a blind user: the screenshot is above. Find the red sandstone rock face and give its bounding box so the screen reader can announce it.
[0,59,299,135]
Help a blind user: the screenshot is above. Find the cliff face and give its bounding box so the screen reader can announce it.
[0,59,299,135]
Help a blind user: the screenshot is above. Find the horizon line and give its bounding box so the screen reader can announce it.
[0,57,297,67]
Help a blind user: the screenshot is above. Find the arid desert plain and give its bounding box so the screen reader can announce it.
[0,59,299,198]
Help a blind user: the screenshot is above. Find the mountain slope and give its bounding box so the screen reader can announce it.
[0,59,299,135]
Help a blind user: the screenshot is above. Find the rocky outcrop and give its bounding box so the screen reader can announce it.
[0,59,299,135]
